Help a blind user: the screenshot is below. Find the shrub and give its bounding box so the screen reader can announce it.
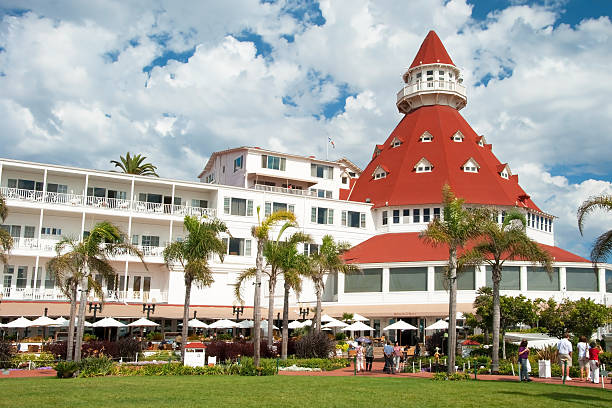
[205,341,274,362]
[55,361,80,378]
[216,333,233,341]
[279,357,349,371]
[432,372,471,381]
[294,332,335,358]
[146,332,164,341]
[334,332,346,341]
[46,342,67,360]
[11,352,55,368]
[0,339,16,369]
[599,352,612,367]
[79,356,114,378]
[116,338,140,360]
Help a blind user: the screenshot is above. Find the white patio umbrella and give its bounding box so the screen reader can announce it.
[30,315,59,327]
[208,319,239,329]
[383,320,418,346]
[93,317,126,328]
[322,319,348,328]
[288,320,304,329]
[53,317,69,326]
[351,313,369,322]
[4,317,33,328]
[127,318,159,327]
[343,321,375,331]
[425,320,449,330]
[261,320,279,330]
[58,318,93,328]
[320,314,336,323]
[188,318,209,328]
[237,320,254,329]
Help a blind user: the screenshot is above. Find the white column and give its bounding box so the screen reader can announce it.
[520,266,528,292]
[0,162,3,185]
[337,272,345,302]
[42,169,47,198]
[427,266,435,292]
[80,212,86,242]
[130,177,135,203]
[123,260,130,294]
[168,220,173,246]
[598,268,606,294]
[37,209,44,240]
[382,267,390,293]
[83,174,89,201]
[170,183,176,214]
[33,256,40,291]
[559,267,567,293]
[475,265,486,289]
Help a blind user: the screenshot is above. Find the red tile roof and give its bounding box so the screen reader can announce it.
[410,31,455,69]
[342,232,589,264]
[347,105,541,211]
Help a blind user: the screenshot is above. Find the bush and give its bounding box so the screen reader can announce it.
[146,332,164,341]
[79,356,114,378]
[205,341,274,362]
[11,352,55,368]
[0,339,16,369]
[216,333,233,341]
[599,352,612,367]
[432,372,471,381]
[334,332,346,341]
[46,342,67,359]
[294,332,335,359]
[55,361,80,378]
[279,357,349,371]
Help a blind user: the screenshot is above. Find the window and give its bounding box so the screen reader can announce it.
[311,163,333,179]
[462,158,479,173]
[390,267,427,291]
[205,173,215,183]
[420,132,433,142]
[30,266,42,289]
[391,137,402,148]
[434,266,475,290]
[393,210,400,224]
[16,266,28,289]
[374,170,387,179]
[47,183,68,194]
[566,268,598,292]
[342,211,365,228]
[403,209,410,223]
[382,210,388,225]
[262,155,286,171]
[426,70,434,86]
[485,266,520,290]
[223,237,252,256]
[2,225,21,238]
[133,276,141,293]
[264,202,295,217]
[304,243,319,256]
[88,187,107,198]
[438,70,445,78]
[414,158,433,173]
[310,189,333,198]
[138,193,162,203]
[433,208,441,220]
[527,267,559,291]
[452,131,464,142]
[423,208,431,223]
[3,265,14,289]
[191,199,208,208]
[10,179,43,191]
[342,177,348,184]
[233,155,243,172]
[501,171,508,179]
[142,235,160,247]
[311,207,334,224]
[344,268,382,293]
[44,269,55,289]
[224,197,254,216]
[413,209,420,223]
[41,227,61,236]
[24,226,35,239]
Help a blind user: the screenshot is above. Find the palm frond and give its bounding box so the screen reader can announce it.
[590,229,612,265]
[234,267,257,304]
[0,227,13,263]
[577,194,612,235]
[0,193,8,222]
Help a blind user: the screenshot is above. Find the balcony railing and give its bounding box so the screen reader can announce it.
[11,237,59,252]
[1,287,168,303]
[0,187,216,218]
[252,184,318,197]
[397,80,466,101]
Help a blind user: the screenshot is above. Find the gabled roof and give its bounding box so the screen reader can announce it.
[462,158,480,169]
[373,164,390,176]
[410,30,455,69]
[347,105,542,211]
[414,157,433,169]
[342,233,589,264]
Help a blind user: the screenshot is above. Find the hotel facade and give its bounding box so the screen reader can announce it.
[1,31,610,340]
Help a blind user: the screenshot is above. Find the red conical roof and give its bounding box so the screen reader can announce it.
[347,105,541,211]
[410,30,455,69]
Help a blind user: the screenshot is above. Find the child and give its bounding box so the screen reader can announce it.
[588,341,602,384]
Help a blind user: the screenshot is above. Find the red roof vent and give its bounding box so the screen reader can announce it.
[410,31,455,69]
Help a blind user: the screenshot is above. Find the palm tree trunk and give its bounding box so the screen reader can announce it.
[181,275,191,364]
[281,280,290,360]
[314,282,322,333]
[253,240,264,367]
[491,267,501,373]
[267,277,276,347]
[447,247,458,375]
[66,284,78,361]
[73,275,88,362]
[502,330,507,360]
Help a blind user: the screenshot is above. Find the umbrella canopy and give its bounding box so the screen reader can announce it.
[425,320,449,330]
[343,321,375,331]
[260,320,279,330]
[322,319,348,329]
[351,313,369,322]
[30,315,60,327]
[301,319,312,327]
[288,320,304,329]
[355,336,372,343]
[93,317,126,328]
[208,319,239,329]
[445,312,466,320]
[320,314,336,323]
[4,317,33,328]
[58,318,93,327]
[237,320,253,329]
[188,318,209,328]
[53,317,69,325]
[127,318,159,327]
[383,320,418,331]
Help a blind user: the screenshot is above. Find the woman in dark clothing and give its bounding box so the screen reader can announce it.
[518,339,531,382]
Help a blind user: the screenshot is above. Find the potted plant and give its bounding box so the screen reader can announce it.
[537,345,557,378]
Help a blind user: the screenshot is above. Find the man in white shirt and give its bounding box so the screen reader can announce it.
[557,333,573,380]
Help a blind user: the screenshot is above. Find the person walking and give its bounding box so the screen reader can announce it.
[365,342,374,372]
[557,333,573,381]
[383,341,394,374]
[518,339,531,382]
[577,336,590,382]
[393,341,403,373]
[588,341,602,384]
[355,341,364,373]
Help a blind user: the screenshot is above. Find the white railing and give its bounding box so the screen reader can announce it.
[0,287,67,301]
[86,196,131,211]
[45,191,84,206]
[132,200,171,214]
[11,237,59,252]
[171,204,216,218]
[0,187,44,202]
[104,289,168,303]
[139,245,165,257]
[0,287,168,303]
[397,80,466,101]
[252,184,318,197]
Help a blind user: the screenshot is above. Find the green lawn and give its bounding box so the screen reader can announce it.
[0,376,610,408]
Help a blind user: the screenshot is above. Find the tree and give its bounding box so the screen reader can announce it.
[577,194,612,263]
[460,209,552,372]
[420,184,488,374]
[47,221,145,362]
[0,193,13,263]
[110,152,159,177]
[163,216,228,363]
[538,297,612,338]
[249,209,296,367]
[307,235,358,333]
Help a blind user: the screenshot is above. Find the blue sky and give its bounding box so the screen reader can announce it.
[0,0,611,260]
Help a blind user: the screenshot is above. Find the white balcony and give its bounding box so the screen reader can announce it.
[11,237,59,252]
[1,286,168,303]
[0,187,216,219]
[252,184,318,197]
[396,79,467,114]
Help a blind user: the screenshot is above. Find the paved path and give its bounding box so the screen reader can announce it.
[280,360,610,390]
[1,368,56,378]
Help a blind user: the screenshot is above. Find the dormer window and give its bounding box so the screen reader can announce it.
[452,131,464,142]
[462,158,480,173]
[414,158,433,173]
[372,165,389,180]
[372,145,383,158]
[391,137,402,148]
[477,135,487,147]
[497,164,511,179]
[420,131,433,142]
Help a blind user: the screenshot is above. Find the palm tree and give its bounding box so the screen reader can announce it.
[250,209,296,367]
[420,184,488,374]
[111,152,159,177]
[577,194,612,263]
[163,215,228,363]
[234,220,297,347]
[308,235,358,333]
[0,193,13,263]
[47,221,145,362]
[460,209,552,371]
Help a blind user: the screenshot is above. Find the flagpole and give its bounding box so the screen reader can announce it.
[326,135,329,160]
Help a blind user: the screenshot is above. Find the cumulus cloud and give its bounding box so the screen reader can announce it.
[0,0,611,258]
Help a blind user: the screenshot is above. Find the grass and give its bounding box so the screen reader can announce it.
[0,376,610,408]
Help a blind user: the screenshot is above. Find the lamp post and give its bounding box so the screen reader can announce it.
[88,300,103,320]
[142,302,156,319]
[232,305,244,320]
[299,306,310,320]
